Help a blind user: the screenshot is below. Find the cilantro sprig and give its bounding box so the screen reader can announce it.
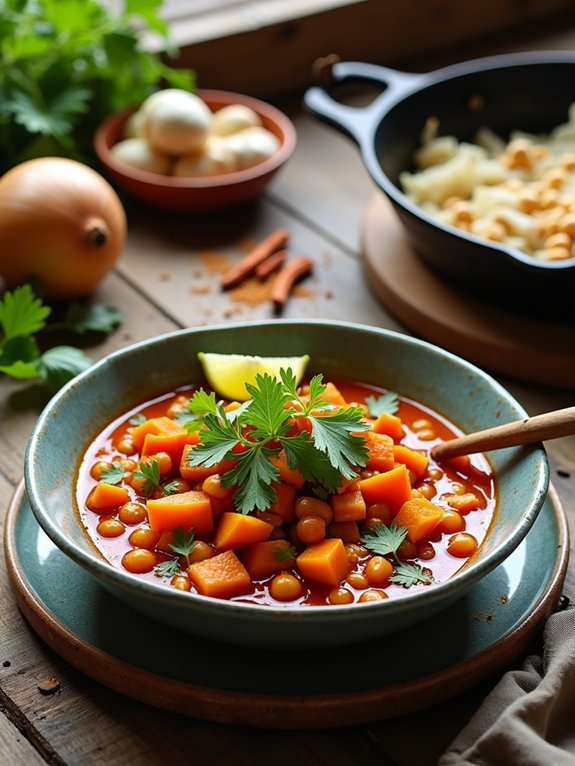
[154,528,196,578]
[365,390,399,417]
[187,369,371,514]
[361,521,434,588]
[0,284,121,391]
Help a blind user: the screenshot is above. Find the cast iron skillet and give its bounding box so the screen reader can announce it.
[304,51,575,324]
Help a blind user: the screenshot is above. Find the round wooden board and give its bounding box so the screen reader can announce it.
[362,193,575,389]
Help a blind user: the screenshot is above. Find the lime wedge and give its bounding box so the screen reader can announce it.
[198,352,310,401]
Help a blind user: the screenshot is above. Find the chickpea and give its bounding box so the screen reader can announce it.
[116,436,136,455]
[255,510,283,527]
[118,501,147,525]
[188,540,214,563]
[364,556,393,586]
[358,589,388,603]
[166,478,192,494]
[417,542,436,561]
[90,460,111,480]
[416,483,436,500]
[427,467,443,481]
[415,428,436,441]
[294,496,333,524]
[150,451,172,476]
[170,575,191,591]
[96,517,125,538]
[122,548,157,573]
[296,514,326,545]
[202,473,233,499]
[397,539,417,560]
[438,509,466,534]
[366,502,393,526]
[447,532,478,558]
[269,573,302,602]
[128,526,160,550]
[344,543,368,566]
[328,587,354,605]
[347,572,369,590]
[118,457,138,472]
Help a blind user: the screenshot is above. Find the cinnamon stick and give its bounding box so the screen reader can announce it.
[221,229,290,289]
[255,249,287,279]
[270,255,314,310]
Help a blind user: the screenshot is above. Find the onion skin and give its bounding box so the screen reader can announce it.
[0,157,127,299]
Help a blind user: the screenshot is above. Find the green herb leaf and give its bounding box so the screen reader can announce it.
[389,562,433,588]
[36,345,92,391]
[133,459,162,498]
[163,480,181,495]
[154,558,181,578]
[129,413,147,427]
[0,335,41,379]
[188,389,219,418]
[308,407,370,479]
[361,521,408,558]
[99,462,124,485]
[0,284,51,342]
[223,446,280,513]
[64,302,123,335]
[169,527,195,566]
[365,391,400,417]
[187,412,241,468]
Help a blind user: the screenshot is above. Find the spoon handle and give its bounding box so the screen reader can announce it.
[431,406,575,461]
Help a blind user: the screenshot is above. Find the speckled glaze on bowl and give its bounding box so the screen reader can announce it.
[24,320,549,649]
[94,90,296,212]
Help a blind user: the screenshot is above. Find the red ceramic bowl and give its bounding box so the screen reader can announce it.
[94,90,296,212]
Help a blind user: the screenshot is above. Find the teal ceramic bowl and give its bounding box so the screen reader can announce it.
[25,320,549,648]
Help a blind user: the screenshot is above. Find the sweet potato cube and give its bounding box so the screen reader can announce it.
[242,540,296,580]
[86,482,130,511]
[269,450,305,488]
[142,429,198,467]
[189,550,252,599]
[330,484,366,522]
[179,443,236,482]
[359,464,412,513]
[131,416,185,451]
[326,520,361,543]
[146,490,214,536]
[393,444,429,479]
[372,411,404,441]
[297,538,349,587]
[395,497,444,543]
[365,431,395,472]
[321,381,348,408]
[268,481,297,522]
[214,511,273,551]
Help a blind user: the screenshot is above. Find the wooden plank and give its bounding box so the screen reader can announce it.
[0,714,46,766]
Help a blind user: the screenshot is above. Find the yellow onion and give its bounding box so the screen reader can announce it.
[0,157,126,299]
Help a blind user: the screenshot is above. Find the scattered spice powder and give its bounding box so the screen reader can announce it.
[190,284,212,295]
[200,250,232,274]
[228,276,274,306]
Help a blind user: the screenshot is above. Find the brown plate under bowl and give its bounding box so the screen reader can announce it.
[94,89,296,212]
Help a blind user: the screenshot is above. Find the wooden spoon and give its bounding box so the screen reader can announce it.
[431,406,575,461]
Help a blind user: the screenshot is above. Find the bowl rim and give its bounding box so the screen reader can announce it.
[93,88,297,190]
[24,319,549,624]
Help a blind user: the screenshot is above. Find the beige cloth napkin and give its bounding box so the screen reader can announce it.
[439,607,575,766]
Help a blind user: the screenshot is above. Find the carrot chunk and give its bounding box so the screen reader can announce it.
[86,482,130,511]
[395,497,444,543]
[330,483,367,522]
[359,464,412,512]
[393,444,429,479]
[372,412,404,441]
[321,381,348,408]
[365,431,395,472]
[189,550,252,599]
[142,430,197,467]
[146,490,214,536]
[326,520,361,543]
[268,481,297,522]
[297,538,349,587]
[242,540,296,580]
[214,511,273,551]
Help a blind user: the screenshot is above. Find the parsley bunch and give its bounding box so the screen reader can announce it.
[186,370,371,514]
[0,0,194,171]
[0,284,121,391]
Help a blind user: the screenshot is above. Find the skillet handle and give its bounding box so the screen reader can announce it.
[304,60,426,147]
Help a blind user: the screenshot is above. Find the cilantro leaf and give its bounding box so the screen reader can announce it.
[308,408,370,478]
[223,446,280,513]
[64,302,123,335]
[154,559,181,578]
[99,462,124,485]
[187,412,240,468]
[169,528,195,566]
[163,480,182,495]
[36,345,92,391]
[130,413,147,427]
[281,432,343,493]
[243,372,292,439]
[0,336,41,379]
[133,459,162,498]
[188,389,219,418]
[389,562,433,588]
[365,391,399,417]
[0,284,51,341]
[361,521,407,558]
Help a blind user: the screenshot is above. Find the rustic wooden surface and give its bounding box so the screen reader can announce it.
[2,28,575,766]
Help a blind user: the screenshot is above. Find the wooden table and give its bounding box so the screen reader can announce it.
[2,37,575,766]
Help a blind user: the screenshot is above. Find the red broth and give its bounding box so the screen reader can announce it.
[75,378,496,606]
